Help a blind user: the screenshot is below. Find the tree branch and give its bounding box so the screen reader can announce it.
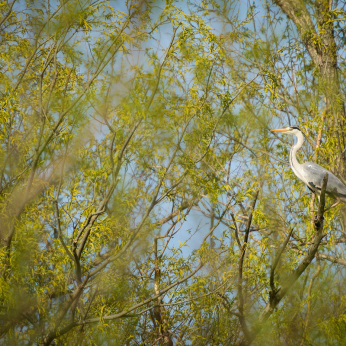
[42,262,203,345]
[237,191,259,342]
[237,174,328,346]
[270,228,294,297]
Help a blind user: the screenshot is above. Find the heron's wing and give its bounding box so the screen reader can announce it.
[302,162,346,199]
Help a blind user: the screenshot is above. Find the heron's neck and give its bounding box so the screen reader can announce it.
[289,132,304,179]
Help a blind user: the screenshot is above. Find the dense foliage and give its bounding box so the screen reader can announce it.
[1,0,346,345]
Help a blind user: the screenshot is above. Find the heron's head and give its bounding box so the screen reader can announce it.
[271,126,302,135]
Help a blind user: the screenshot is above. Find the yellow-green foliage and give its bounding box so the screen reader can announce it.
[1,0,346,345]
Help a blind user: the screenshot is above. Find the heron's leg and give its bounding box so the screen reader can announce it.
[310,192,320,213]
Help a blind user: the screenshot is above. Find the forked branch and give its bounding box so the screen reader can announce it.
[237,174,328,346]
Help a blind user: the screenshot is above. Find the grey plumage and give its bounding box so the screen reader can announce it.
[272,126,346,205]
[302,162,346,202]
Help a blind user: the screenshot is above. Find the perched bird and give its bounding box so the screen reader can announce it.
[271,126,346,209]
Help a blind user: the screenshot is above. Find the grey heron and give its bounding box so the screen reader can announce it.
[271,126,346,209]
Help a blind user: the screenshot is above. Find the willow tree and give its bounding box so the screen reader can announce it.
[1,0,346,345]
[201,0,346,345]
[0,0,259,344]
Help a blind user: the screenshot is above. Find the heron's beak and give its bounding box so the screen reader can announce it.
[271,129,289,133]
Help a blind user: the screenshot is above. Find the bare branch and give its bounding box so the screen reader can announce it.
[237,191,259,342]
[270,228,294,296]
